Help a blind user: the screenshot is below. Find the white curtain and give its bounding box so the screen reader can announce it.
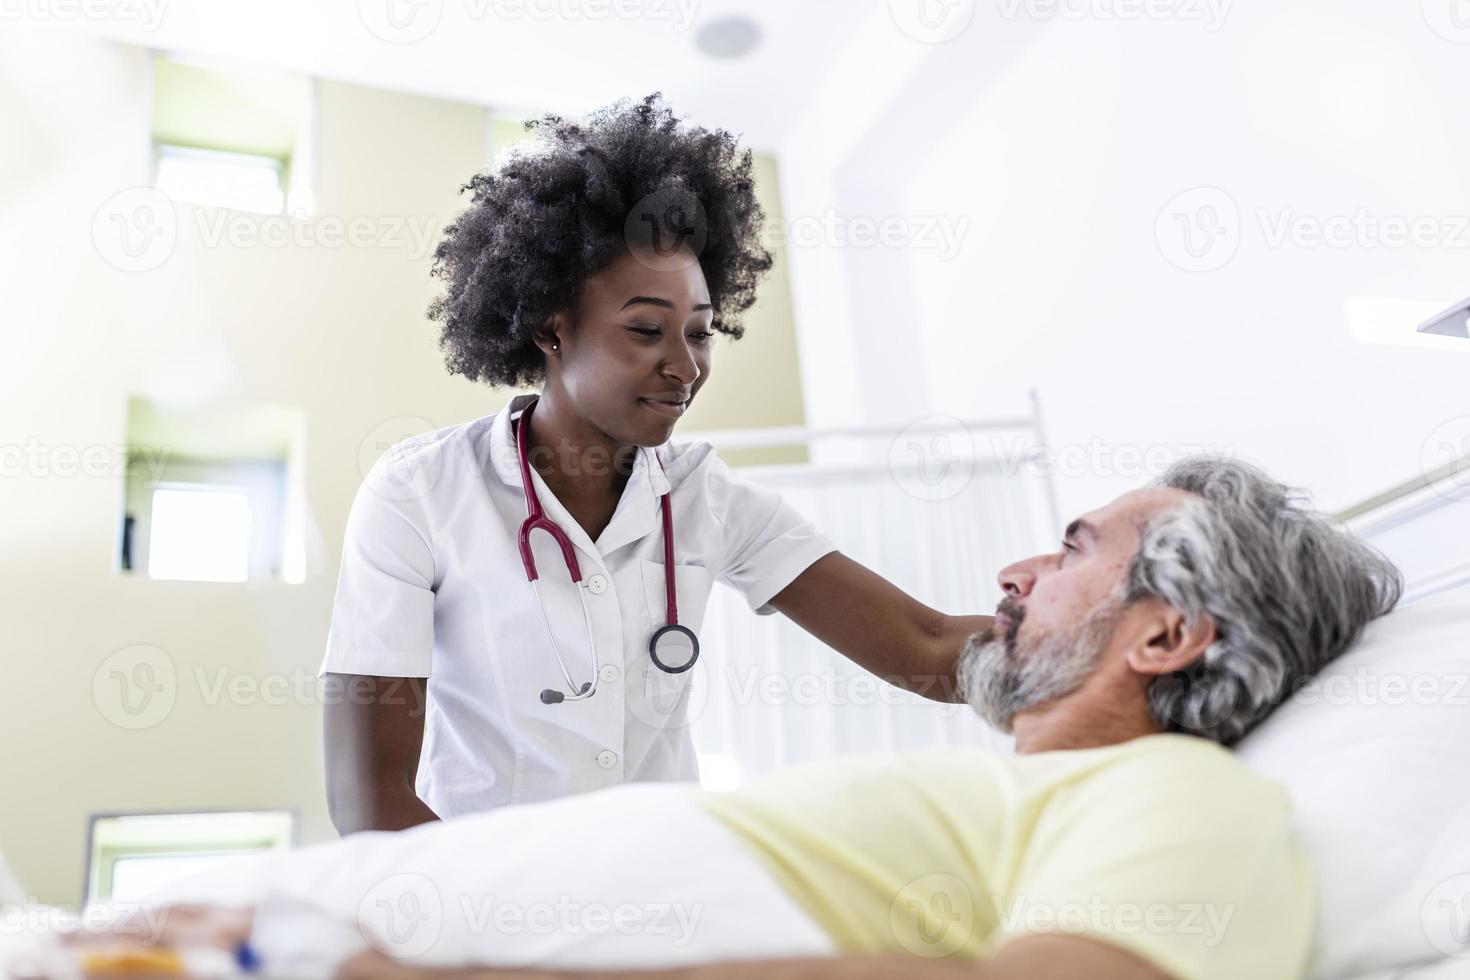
[689,459,1056,788]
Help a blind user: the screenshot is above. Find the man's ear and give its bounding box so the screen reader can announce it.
[1123,595,1218,677]
[532,312,571,358]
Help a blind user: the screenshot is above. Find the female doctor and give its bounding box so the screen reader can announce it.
[322,96,992,834]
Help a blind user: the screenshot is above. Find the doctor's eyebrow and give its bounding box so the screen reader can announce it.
[620,296,714,312]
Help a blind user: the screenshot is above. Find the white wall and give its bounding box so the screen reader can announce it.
[782,0,1470,520]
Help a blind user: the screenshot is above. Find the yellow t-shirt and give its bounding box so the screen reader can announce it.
[695,733,1312,980]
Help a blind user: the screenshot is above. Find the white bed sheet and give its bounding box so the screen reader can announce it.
[2,784,833,979]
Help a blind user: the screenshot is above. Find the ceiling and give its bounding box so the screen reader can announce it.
[57,0,880,152]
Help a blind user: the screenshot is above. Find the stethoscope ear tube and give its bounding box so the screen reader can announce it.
[532,577,601,703]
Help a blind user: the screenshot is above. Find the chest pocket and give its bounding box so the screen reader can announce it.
[640,559,713,637]
[632,560,713,726]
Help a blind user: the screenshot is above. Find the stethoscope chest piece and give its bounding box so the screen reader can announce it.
[648,623,700,674]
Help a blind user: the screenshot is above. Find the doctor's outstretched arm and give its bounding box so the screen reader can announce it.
[323,673,441,835]
[767,552,992,704]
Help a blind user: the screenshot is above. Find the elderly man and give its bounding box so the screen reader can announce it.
[32,457,1400,980]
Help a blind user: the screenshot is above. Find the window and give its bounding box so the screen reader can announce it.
[109,852,262,902]
[154,144,286,215]
[119,397,309,584]
[85,810,296,905]
[150,54,312,215]
[146,484,253,583]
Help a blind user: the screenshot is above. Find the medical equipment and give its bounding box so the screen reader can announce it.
[514,399,700,705]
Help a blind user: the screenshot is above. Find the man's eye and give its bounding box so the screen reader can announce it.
[1061,541,1078,558]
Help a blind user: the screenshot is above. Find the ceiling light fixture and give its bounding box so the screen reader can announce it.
[695,17,762,60]
[1418,295,1470,339]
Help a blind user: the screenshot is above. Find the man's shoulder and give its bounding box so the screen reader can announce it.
[1064,734,1295,825]
[1118,732,1270,778]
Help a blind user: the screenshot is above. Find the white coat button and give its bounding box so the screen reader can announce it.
[599,664,621,683]
[587,574,608,595]
[596,749,618,769]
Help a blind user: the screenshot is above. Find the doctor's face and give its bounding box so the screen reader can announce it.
[959,487,1196,730]
[550,245,714,447]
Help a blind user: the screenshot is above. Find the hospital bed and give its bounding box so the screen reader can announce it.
[2,462,1468,979]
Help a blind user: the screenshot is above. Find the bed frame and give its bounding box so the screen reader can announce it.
[1335,455,1470,605]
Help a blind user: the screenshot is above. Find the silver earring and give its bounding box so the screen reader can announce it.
[551,342,559,351]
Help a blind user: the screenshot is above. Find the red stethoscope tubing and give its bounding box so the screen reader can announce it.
[514,398,680,629]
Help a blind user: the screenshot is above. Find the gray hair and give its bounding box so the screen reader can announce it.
[1127,456,1403,745]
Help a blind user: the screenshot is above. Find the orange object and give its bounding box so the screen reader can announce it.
[79,947,187,976]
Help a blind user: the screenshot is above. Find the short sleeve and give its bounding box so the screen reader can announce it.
[320,454,438,678]
[706,454,837,615]
[995,745,1314,980]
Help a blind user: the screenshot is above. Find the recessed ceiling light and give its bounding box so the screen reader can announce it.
[695,16,762,60]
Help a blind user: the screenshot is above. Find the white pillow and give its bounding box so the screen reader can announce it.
[1236,590,1470,978]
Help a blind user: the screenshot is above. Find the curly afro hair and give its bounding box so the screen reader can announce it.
[427,93,774,389]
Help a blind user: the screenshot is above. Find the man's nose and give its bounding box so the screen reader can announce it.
[998,559,1038,598]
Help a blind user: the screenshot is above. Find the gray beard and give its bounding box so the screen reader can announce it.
[959,600,1122,732]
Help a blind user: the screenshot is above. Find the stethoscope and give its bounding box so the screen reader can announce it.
[514,398,701,705]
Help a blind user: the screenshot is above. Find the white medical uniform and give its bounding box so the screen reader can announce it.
[321,394,836,819]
